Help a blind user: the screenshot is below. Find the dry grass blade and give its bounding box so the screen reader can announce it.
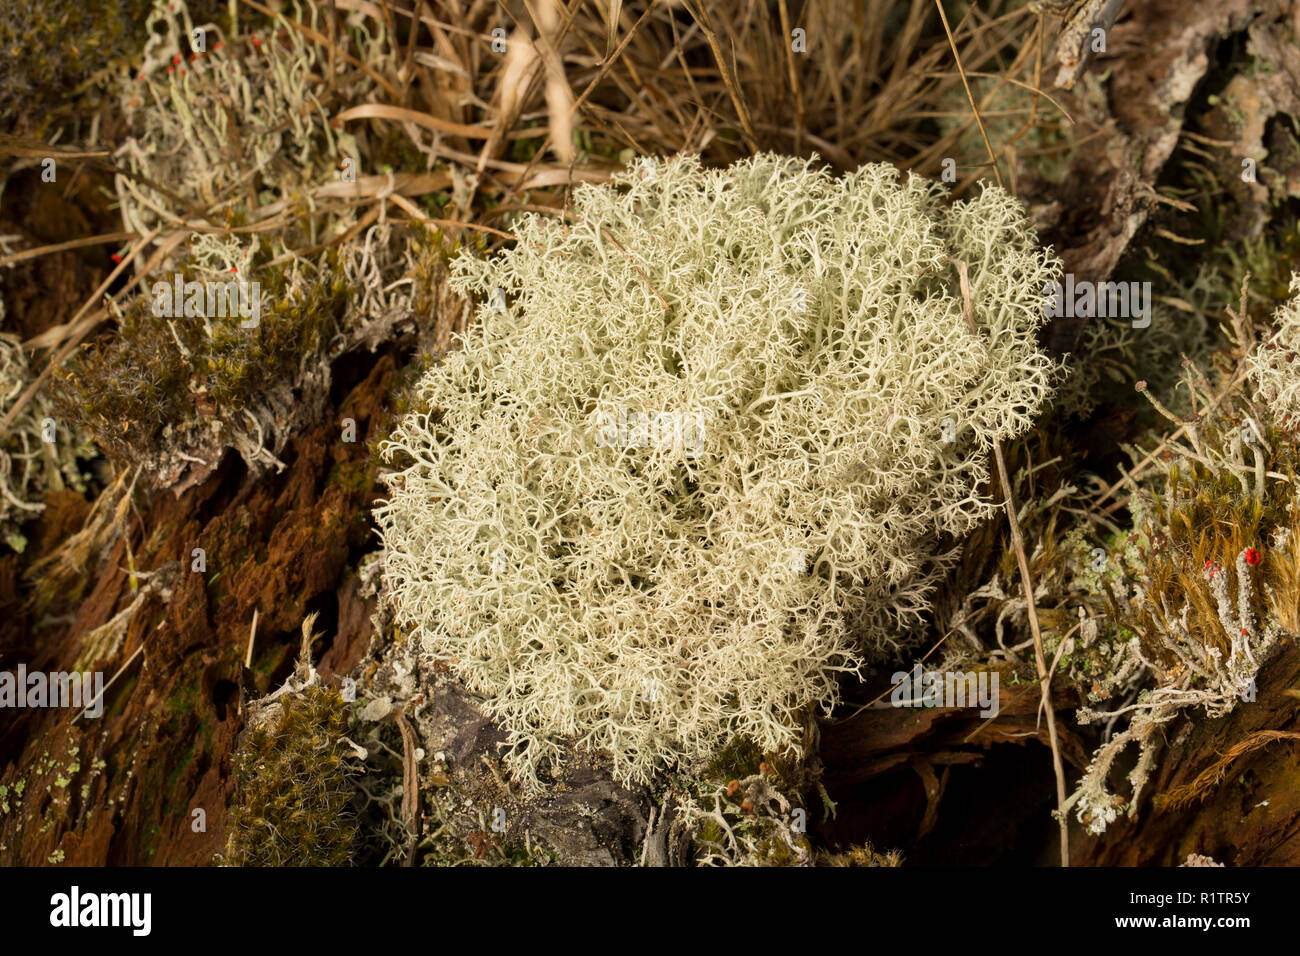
[385,191,518,240]
[567,0,661,123]
[312,170,454,200]
[955,258,1069,866]
[935,0,1003,189]
[0,232,140,269]
[603,0,623,57]
[776,0,804,155]
[23,309,109,352]
[1157,732,1300,812]
[929,70,1076,124]
[334,103,496,139]
[524,0,576,163]
[76,645,145,722]
[683,0,759,151]
[0,139,112,160]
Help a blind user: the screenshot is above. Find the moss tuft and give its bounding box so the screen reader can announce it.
[55,245,352,483]
[225,685,359,866]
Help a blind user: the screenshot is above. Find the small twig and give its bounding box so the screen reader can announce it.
[385,192,518,240]
[954,258,1068,865]
[1039,620,1083,728]
[837,619,964,722]
[76,644,145,722]
[396,710,422,866]
[595,224,669,311]
[246,609,259,669]
[0,232,141,269]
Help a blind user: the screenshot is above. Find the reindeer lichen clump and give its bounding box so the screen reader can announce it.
[376,152,1060,788]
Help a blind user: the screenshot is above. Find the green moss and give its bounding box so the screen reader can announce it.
[0,0,151,128]
[507,131,547,164]
[704,736,764,782]
[142,821,160,862]
[818,842,904,867]
[500,841,558,866]
[225,685,360,866]
[368,127,432,178]
[56,245,353,472]
[697,818,725,849]
[752,832,811,866]
[327,457,375,494]
[166,682,198,716]
[161,740,196,816]
[0,0,228,130]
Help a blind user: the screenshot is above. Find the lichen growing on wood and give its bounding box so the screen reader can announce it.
[1,308,95,553]
[1055,281,1300,835]
[0,0,225,130]
[48,0,418,489]
[375,151,1061,789]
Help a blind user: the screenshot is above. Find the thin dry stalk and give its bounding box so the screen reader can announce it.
[935,0,1003,189]
[1158,732,1300,811]
[955,259,1069,867]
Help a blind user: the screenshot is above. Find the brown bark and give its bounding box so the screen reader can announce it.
[1075,639,1300,866]
[0,351,395,865]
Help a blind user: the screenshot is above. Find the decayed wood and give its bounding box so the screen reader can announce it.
[1030,0,1278,355]
[1074,640,1300,866]
[0,353,398,865]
